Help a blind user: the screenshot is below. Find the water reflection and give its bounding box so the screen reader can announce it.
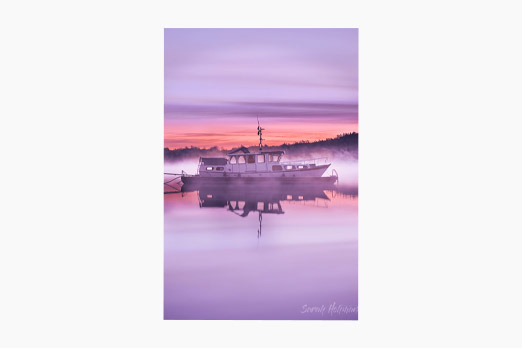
[180,183,356,238]
[164,180,358,320]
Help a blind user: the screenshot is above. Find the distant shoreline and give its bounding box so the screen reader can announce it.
[164,132,358,161]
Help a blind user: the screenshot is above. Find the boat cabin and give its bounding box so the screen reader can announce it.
[197,146,327,178]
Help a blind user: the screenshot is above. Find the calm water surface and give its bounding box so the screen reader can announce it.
[164,175,358,320]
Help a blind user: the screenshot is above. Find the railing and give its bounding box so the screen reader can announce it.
[164,171,196,177]
[280,157,329,166]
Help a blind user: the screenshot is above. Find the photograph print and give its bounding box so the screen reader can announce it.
[164,28,358,320]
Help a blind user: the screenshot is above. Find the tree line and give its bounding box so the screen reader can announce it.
[164,132,358,161]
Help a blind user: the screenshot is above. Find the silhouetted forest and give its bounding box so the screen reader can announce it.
[164,132,358,161]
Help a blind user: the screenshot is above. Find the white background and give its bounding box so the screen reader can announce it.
[1,1,522,347]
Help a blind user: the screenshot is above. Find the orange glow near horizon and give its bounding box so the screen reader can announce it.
[164,121,358,149]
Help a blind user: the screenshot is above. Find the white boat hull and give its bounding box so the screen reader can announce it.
[180,173,338,189]
[200,164,330,178]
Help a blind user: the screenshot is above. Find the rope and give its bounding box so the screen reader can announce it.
[164,176,181,184]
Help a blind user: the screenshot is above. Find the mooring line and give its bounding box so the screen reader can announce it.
[164,176,181,184]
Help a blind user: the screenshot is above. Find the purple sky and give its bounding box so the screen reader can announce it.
[164,28,358,148]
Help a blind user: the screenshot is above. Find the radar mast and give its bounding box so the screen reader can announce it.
[257,116,265,152]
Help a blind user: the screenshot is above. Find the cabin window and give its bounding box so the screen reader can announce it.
[247,155,255,164]
[257,154,265,163]
[269,154,281,162]
[216,167,224,171]
[272,165,282,171]
[230,156,237,164]
[238,155,246,164]
[298,165,306,169]
[206,167,213,171]
[285,165,294,170]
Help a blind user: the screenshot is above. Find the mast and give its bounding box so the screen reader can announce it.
[257,116,265,152]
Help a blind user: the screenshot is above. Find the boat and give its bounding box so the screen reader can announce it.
[177,119,338,188]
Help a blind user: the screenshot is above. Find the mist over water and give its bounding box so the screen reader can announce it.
[164,160,199,176]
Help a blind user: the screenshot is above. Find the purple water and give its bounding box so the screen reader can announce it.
[164,178,358,320]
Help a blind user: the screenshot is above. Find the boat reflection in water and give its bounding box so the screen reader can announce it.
[164,178,358,320]
[192,184,341,238]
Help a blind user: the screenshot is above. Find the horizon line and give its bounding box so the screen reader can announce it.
[164,132,358,151]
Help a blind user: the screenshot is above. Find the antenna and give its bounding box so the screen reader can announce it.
[257,116,265,151]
